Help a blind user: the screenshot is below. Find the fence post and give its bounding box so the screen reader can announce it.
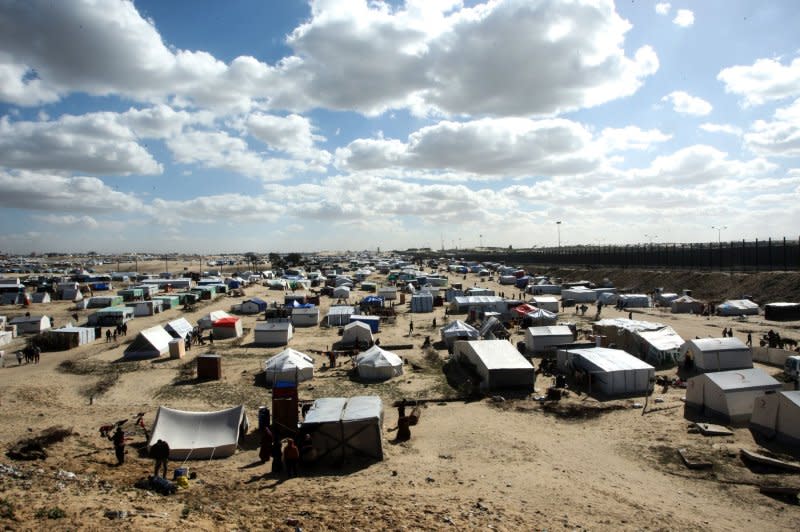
[755,238,759,272]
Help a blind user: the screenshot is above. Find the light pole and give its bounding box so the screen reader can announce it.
[712,225,727,244]
[645,233,658,244]
[556,221,562,249]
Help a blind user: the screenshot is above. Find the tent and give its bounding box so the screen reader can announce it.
[333,286,351,299]
[679,338,752,373]
[561,287,597,303]
[9,315,50,334]
[148,405,248,460]
[522,307,558,326]
[291,306,319,327]
[124,326,173,359]
[340,321,373,347]
[525,325,574,355]
[240,298,267,314]
[531,296,559,313]
[685,369,781,424]
[671,295,704,314]
[300,396,384,463]
[254,321,293,346]
[453,340,534,392]
[31,292,51,304]
[263,348,314,385]
[327,305,355,326]
[377,286,397,300]
[212,316,243,339]
[355,346,403,380]
[750,391,800,445]
[440,320,479,350]
[618,294,651,308]
[411,292,434,313]
[479,316,508,339]
[764,302,800,322]
[88,305,134,326]
[165,318,194,339]
[634,326,684,368]
[717,299,759,316]
[557,346,655,397]
[36,326,95,351]
[349,314,380,333]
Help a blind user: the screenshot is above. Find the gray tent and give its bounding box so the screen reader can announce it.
[439,320,479,350]
[301,396,384,463]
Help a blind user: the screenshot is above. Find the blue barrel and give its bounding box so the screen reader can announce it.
[258,406,270,432]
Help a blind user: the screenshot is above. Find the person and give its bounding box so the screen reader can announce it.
[106,329,112,343]
[746,332,752,347]
[628,311,633,320]
[722,327,728,338]
[208,330,214,345]
[259,425,273,464]
[110,426,126,466]
[33,345,40,364]
[432,316,437,328]
[185,335,191,351]
[112,330,118,342]
[408,320,414,336]
[0,350,4,368]
[283,439,300,478]
[150,439,170,478]
[300,433,315,465]
[16,350,23,366]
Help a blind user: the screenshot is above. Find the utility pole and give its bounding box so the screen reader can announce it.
[712,225,727,245]
[556,221,562,249]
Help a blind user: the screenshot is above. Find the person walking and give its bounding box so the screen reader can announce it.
[259,425,274,464]
[16,350,23,366]
[746,332,752,347]
[283,439,300,478]
[106,329,112,343]
[33,345,40,364]
[150,439,170,478]
[109,427,126,466]
[208,330,214,345]
[408,320,414,336]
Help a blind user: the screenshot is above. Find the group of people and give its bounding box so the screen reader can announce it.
[106,425,170,479]
[189,326,213,346]
[258,425,315,479]
[720,327,736,339]
[8,343,41,366]
[104,323,128,343]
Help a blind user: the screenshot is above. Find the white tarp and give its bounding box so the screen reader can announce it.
[525,325,574,354]
[263,348,314,384]
[440,320,479,349]
[453,340,534,391]
[356,346,403,380]
[717,299,759,316]
[165,317,194,339]
[635,326,684,367]
[750,391,800,445]
[679,337,753,372]
[198,310,231,329]
[124,325,173,359]
[341,321,373,347]
[327,305,355,326]
[254,321,293,346]
[148,405,248,460]
[557,346,654,397]
[685,368,781,424]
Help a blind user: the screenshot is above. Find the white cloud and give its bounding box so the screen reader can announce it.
[151,194,285,225]
[631,145,775,185]
[597,126,672,152]
[231,112,331,165]
[699,123,743,136]
[744,98,800,157]
[0,170,144,212]
[672,9,694,27]
[0,113,162,175]
[655,3,671,15]
[661,91,712,116]
[33,214,99,229]
[718,56,800,107]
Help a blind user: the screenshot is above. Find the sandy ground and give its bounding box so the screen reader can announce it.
[1,264,799,530]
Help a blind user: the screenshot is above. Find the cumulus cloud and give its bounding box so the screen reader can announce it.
[699,123,743,136]
[631,145,775,185]
[0,113,162,175]
[33,214,99,229]
[661,91,712,116]
[597,126,672,152]
[0,170,144,212]
[672,9,694,27]
[230,112,331,165]
[151,194,285,225]
[655,3,671,15]
[718,56,800,107]
[745,98,800,157]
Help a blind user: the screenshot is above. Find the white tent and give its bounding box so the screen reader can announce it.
[341,321,373,347]
[671,295,703,314]
[440,320,479,350]
[618,294,651,308]
[263,348,314,385]
[634,326,684,368]
[9,315,51,334]
[212,316,243,339]
[355,346,403,380]
[254,321,293,346]
[531,296,559,313]
[453,340,534,391]
[523,308,558,326]
[291,306,319,327]
[148,405,248,460]
[679,337,752,373]
[750,391,800,445]
[327,305,355,326]
[716,299,759,316]
[525,325,574,354]
[557,346,655,397]
[301,396,383,463]
[124,325,173,359]
[333,286,351,299]
[198,310,232,329]
[685,368,781,424]
[411,292,434,313]
[165,317,194,339]
[561,287,597,303]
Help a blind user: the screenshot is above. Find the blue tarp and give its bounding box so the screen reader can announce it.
[362,296,384,306]
[292,300,315,308]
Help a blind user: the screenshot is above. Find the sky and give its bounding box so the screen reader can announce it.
[0,0,798,254]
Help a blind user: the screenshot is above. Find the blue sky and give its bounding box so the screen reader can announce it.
[0,0,798,254]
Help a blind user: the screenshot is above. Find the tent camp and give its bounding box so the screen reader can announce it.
[124,325,173,359]
[685,369,781,424]
[254,321,293,346]
[679,338,752,373]
[355,346,403,380]
[165,318,194,339]
[671,295,704,314]
[300,396,384,463]
[453,340,534,392]
[263,348,314,385]
[440,320,479,350]
[340,321,373,348]
[525,325,574,355]
[212,316,243,339]
[764,302,800,322]
[717,299,759,316]
[556,346,655,397]
[9,315,50,334]
[750,391,800,445]
[148,405,248,460]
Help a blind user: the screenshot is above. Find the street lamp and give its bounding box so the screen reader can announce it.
[645,233,658,244]
[556,221,562,248]
[711,225,727,244]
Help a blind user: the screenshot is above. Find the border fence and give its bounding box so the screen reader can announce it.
[449,237,800,272]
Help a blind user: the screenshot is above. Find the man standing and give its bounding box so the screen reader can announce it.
[150,439,170,478]
[110,427,126,466]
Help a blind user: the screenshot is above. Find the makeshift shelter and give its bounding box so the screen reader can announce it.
[148,405,248,460]
[411,292,434,313]
[717,299,759,316]
[198,310,231,329]
[129,300,163,317]
[327,305,355,326]
[254,321,293,346]
[453,340,534,392]
[340,321,373,348]
[86,295,123,309]
[525,325,574,355]
[532,296,559,313]
[440,320,479,350]
[750,391,800,445]
[561,287,597,303]
[593,318,665,356]
[479,316,508,339]
[291,306,319,327]
[263,348,314,385]
[31,292,51,304]
[670,295,704,314]
[355,346,404,380]
[240,298,267,314]
[165,318,194,340]
[377,286,397,300]
[617,294,651,308]
[522,308,558,326]
[349,314,380,333]
[300,396,384,463]
[451,296,506,316]
[8,315,50,334]
[679,338,753,373]
[36,326,95,351]
[124,326,173,359]
[685,369,781,424]
[333,286,351,299]
[634,326,684,368]
[212,316,243,339]
[556,346,655,397]
[152,295,180,310]
[764,302,800,321]
[88,305,134,326]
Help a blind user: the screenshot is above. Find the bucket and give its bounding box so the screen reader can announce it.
[173,467,187,480]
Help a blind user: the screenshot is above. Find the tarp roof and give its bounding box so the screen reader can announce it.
[685,337,749,353]
[636,326,684,352]
[165,317,194,339]
[454,296,504,305]
[460,340,533,370]
[264,348,314,372]
[124,325,173,359]
[594,318,664,332]
[527,325,573,337]
[563,347,654,372]
[356,346,403,369]
[148,405,247,460]
[703,368,780,391]
[213,316,240,327]
[441,320,479,336]
[303,396,382,424]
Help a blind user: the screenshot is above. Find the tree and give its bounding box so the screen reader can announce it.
[286,252,302,266]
